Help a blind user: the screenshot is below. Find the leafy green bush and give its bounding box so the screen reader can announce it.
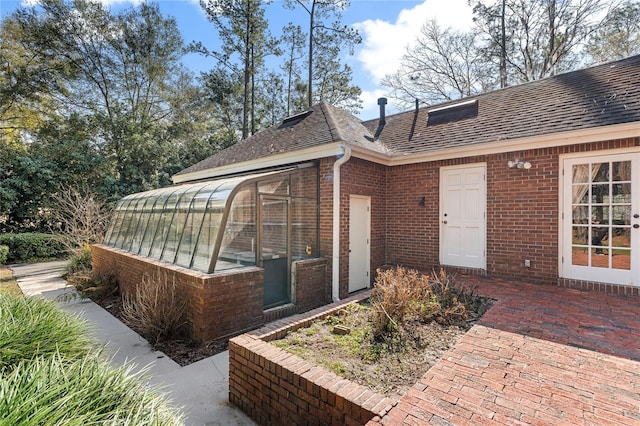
[0,354,183,425]
[0,293,94,372]
[0,245,8,265]
[0,233,69,264]
[65,243,93,275]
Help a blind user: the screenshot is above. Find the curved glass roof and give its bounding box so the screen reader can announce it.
[103,172,277,273]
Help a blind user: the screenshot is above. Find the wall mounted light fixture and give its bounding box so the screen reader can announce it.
[507,159,532,170]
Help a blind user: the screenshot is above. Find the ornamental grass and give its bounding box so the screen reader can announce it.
[0,293,183,425]
[0,293,94,372]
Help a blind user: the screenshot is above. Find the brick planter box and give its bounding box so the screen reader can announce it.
[229,290,397,425]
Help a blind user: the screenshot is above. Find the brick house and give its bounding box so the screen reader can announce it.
[94,55,640,342]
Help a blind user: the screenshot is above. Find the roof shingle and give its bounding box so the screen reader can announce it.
[367,55,640,155]
[177,55,640,179]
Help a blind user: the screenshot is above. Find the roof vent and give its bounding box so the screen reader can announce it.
[427,99,478,126]
[279,110,313,129]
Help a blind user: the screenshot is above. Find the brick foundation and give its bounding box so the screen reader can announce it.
[92,245,329,343]
[229,290,397,426]
[558,278,640,296]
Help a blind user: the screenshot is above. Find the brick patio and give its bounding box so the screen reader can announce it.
[370,278,640,425]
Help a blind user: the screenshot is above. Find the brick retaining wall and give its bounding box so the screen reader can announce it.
[229,290,397,426]
[93,245,329,343]
[93,244,264,343]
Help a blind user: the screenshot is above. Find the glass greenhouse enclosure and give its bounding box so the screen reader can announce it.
[103,166,319,279]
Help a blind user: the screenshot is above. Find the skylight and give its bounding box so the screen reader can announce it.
[427,99,478,126]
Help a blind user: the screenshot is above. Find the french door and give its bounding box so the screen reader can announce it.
[562,153,640,286]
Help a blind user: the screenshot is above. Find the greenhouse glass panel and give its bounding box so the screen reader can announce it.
[114,197,140,249]
[104,199,127,245]
[103,170,296,274]
[214,187,256,272]
[160,186,194,263]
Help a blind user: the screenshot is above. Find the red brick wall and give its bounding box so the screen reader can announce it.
[229,291,396,426]
[92,244,264,343]
[293,258,330,312]
[383,139,639,284]
[318,156,387,300]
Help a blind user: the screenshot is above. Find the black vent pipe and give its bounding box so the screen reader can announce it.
[374,97,387,140]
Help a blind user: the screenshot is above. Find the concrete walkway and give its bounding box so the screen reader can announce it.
[9,261,254,426]
[372,277,640,425]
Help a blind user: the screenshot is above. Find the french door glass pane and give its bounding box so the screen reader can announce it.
[571,160,631,270]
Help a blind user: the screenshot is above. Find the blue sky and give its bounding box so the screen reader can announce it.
[0,0,474,119]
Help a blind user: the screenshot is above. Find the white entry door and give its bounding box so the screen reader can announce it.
[562,153,640,286]
[440,164,486,269]
[349,195,370,292]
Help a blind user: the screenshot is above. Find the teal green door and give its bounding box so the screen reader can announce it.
[260,196,290,308]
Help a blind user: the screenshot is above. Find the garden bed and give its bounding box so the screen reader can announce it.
[228,267,493,425]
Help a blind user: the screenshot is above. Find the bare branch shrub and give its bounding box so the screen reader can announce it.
[370,267,479,339]
[121,270,188,346]
[48,186,112,253]
[370,266,430,337]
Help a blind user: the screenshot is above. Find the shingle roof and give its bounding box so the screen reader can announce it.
[175,102,387,177]
[366,55,640,155]
[176,55,640,179]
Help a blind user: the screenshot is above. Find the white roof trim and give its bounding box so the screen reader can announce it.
[385,121,640,166]
[172,143,344,183]
[172,121,640,183]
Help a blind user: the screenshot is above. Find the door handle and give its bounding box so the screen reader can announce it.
[634,224,639,229]
[442,220,447,224]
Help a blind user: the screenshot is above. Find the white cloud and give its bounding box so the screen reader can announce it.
[353,0,474,83]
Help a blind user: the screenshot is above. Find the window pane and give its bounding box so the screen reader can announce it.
[572,164,589,184]
[291,168,318,199]
[175,185,210,268]
[292,197,318,259]
[192,196,226,272]
[259,179,288,195]
[612,161,631,182]
[215,187,256,272]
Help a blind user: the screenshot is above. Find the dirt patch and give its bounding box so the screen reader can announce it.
[273,300,491,399]
[95,291,227,366]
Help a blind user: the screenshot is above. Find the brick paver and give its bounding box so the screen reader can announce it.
[370,278,640,425]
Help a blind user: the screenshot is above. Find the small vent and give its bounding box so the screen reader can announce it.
[279,110,313,129]
[427,99,478,126]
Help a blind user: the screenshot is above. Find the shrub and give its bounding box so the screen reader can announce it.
[370,266,430,336]
[63,271,118,302]
[370,267,480,339]
[0,293,95,373]
[0,245,8,265]
[65,243,93,275]
[60,244,117,302]
[121,270,188,346]
[0,233,69,264]
[0,353,183,425]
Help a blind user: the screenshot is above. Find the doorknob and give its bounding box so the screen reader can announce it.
[635,214,640,219]
[634,224,639,229]
[442,220,447,224]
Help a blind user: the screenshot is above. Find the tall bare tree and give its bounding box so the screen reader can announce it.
[199,0,279,139]
[382,20,494,107]
[472,0,608,83]
[585,0,640,63]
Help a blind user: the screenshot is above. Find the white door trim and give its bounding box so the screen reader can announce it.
[439,163,487,270]
[348,195,371,293]
[559,151,640,286]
